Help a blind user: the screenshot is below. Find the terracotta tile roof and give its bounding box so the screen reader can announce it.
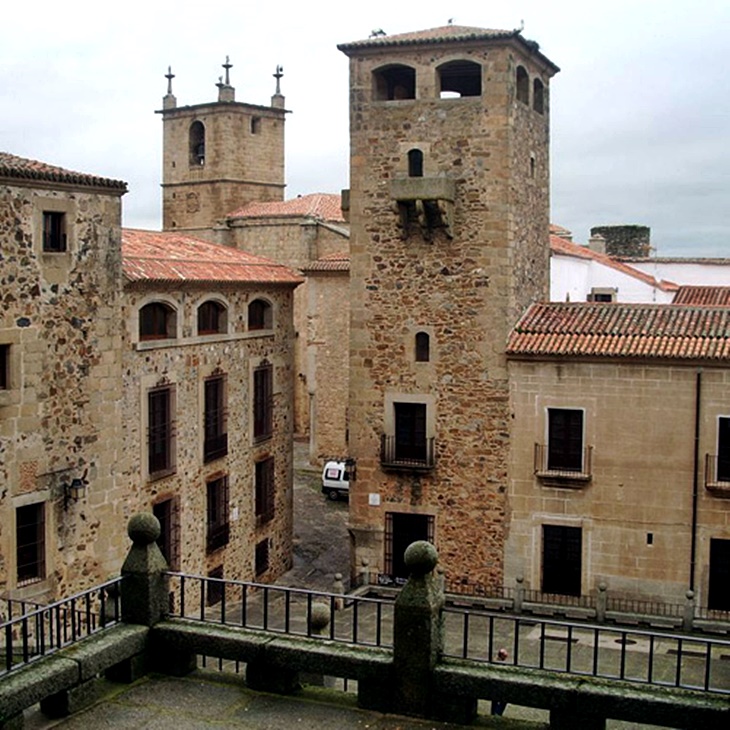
[507,302,730,362]
[122,229,303,286]
[673,286,730,306]
[301,252,350,273]
[549,223,573,240]
[0,151,127,191]
[550,235,678,292]
[228,193,344,222]
[338,26,559,72]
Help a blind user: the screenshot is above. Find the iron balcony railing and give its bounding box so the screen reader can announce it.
[0,577,122,677]
[380,435,435,471]
[534,443,593,482]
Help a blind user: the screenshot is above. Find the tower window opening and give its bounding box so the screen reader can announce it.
[372,64,416,101]
[530,155,536,179]
[408,149,424,178]
[516,66,529,104]
[415,332,430,362]
[251,117,261,134]
[533,78,545,114]
[437,60,481,98]
[189,120,206,165]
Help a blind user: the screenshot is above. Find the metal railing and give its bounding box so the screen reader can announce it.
[442,606,730,694]
[380,436,436,470]
[167,572,394,649]
[534,443,593,481]
[705,453,730,492]
[0,577,123,677]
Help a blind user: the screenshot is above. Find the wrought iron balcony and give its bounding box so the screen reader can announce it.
[380,435,435,471]
[705,454,730,497]
[534,443,593,486]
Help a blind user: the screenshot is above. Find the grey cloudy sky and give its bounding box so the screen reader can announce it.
[2,0,728,256]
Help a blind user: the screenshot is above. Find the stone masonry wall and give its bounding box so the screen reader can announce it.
[346,39,553,589]
[506,358,730,605]
[0,180,127,601]
[121,283,296,585]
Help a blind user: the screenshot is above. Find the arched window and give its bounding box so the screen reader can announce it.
[533,78,544,114]
[372,64,416,101]
[437,60,482,98]
[140,302,176,341]
[189,121,205,166]
[408,149,424,178]
[516,66,529,105]
[197,300,227,335]
[248,299,273,330]
[415,332,430,362]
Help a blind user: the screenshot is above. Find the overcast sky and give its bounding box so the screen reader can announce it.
[2,1,728,256]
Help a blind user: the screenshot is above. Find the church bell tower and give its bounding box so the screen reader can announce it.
[158,59,287,233]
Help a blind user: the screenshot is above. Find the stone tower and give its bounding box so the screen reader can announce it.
[158,60,287,233]
[339,26,558,589]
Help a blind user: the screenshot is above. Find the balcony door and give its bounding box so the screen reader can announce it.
[394,402,427,462]
[709,538,730,610]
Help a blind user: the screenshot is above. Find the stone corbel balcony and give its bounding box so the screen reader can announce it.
[704,454,730,498]
[390,178,455,240]
[534,444,593,488]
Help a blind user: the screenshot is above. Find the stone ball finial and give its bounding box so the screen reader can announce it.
[127,513,161,545]
[309,602,331,633]
[404,540,438,577]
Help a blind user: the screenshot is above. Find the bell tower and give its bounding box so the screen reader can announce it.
[340,26,559,588]
[158,59,287,233]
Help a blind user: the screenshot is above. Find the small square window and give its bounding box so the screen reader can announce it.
[42,211,67,252]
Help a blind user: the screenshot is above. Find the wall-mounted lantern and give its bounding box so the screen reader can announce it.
[62,472,87,510]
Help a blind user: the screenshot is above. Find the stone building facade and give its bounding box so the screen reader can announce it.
[121,229,302,587]
[0,153,129,603]
[506,302,730,610]
[340,26,558,588]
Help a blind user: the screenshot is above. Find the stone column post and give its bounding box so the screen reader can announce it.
[120,513,169,627]
[683,590,695,632]
[514,575,524,614]
[596,583,607,624]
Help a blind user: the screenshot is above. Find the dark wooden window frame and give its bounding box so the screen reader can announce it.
[415,332,430,362]
[153,497,180,571]
[140,302,175,341]
[255,456,275,525]
[206,475,230,553]
[42,211,67,252]
[197,300,226,336]
[255,538,270,576]
[248,299,272,331]
[16,502,46,586]
[148,386,176,479]
[204,374,228,462]
[547,408,584,473]
[253,362,273,441]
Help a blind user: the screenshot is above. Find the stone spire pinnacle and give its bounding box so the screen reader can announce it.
[217,56,235,102]
[271,64,285,109]
[163,66,177,109]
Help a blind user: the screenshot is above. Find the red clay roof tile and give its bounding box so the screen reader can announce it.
[0,151,127,191]
[507,302,730,362]
[228,193,344,222]
[673,286,730,306]
[122,229,302,286]
[301,252,350,273]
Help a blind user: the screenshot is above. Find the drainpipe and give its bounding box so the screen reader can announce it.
[690,370,702,592]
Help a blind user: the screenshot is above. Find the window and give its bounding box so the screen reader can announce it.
[16,503,45,585]
[415,332,430,362]
[408,149,423,178]
[0,344,9,389]
[148,386,175,478]
[204,374,228,462]
[533,78,545,114]
[372,64,416,101]
[189,121,205,165]
[140,302,176,341]
[437,60,481,98]
[255,457,275,525]
[206,475,230,553]
[248,298,272,330]
[516,66,529,104]
[255,538,270,576]
[251,117,261,134]
[206,566,224,606]
[395,402,427,463]
[547,408,584,473]
[253,362,273,441]
[42,211,66,252]
[153,498,180,571]
[384,512,434,581]
[717,417,730,482]
[587,288,617,303]
[197,300,226,335]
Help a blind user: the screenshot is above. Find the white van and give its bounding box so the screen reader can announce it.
[321,459,353,500]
